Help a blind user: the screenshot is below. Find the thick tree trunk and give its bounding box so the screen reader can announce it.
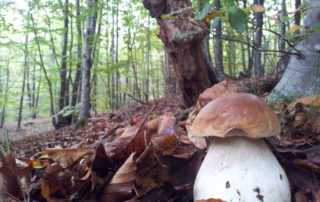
[143,0,218,107]
[79,0,98,119]
[253,0,264,78]
[268,0,320,102]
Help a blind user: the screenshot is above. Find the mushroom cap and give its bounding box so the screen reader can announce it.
[190,93,280,138]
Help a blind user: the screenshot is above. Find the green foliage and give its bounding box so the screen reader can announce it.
[228,7,247,33]
[0,130,10,155]
[195,2,211,21]
[57,103,81,117]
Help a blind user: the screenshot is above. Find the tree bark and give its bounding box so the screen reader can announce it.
[268,0,320,102]
[79,0,98,119]
[57,0,71,127]
[214,0,225,79]
[253,0,264,78]
[143,0,218,107]
[71,0,82,107]
[17,33,29,130]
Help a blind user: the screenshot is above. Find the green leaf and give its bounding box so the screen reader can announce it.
[228,7,247,33]
[174,30,201,40]
[195,2,211,20]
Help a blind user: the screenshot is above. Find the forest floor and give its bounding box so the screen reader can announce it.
[1,79,320,202]
[0,117,54,141]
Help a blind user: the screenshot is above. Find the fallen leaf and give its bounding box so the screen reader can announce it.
[0,154,21,199]
[101,153,137,202]
[152,134,178,155]
[290,94,320,107]
[104,125,151,160]
[294,190,308,202]
[41,147,95,168]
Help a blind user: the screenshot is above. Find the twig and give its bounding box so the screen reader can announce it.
[125,93,153,107]
[173,15,303,57]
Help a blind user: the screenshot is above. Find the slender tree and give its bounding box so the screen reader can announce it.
[79,0,99,118]
[214,0,225,79]
[253,0,265,77]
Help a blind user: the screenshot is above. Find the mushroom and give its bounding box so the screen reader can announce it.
[188,93,291,202]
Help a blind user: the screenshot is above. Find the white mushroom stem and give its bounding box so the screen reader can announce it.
[194,136,291,202]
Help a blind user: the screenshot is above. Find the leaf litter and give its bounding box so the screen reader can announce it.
[1,81,320,201]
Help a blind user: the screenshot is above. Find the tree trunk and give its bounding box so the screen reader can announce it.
[30,12,57,127]
[17,34,29,130]
[143,0,218,107]
[214,0,225,79]
[57,0,71,128]
[79,0,98,119]
[253,0,264,78]
[71,0,82,107]
[294,0,301,31]
[268,0,320,102]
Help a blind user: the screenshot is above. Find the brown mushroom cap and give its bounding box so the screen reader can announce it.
[190,93,280,138]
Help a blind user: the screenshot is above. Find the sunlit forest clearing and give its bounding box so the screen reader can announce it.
[0,0,320,201]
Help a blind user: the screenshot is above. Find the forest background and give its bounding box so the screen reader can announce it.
[0,0,311,129]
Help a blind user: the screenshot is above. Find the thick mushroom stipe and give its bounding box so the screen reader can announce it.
[193,137,291,202]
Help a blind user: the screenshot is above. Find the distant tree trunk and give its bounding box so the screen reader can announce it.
[143,0,218,107]
[0,63,9,128]
[17,34,29,130]
[278,0,287,71]
[199,0,214,76]
[268,0,320,102]
[30,12,57,127]
[253,0,264,77]
[79,0,98,119]
[71,0,82,107]
[163,49,178,96]
[294,0,301,29]
[214,0,225,79]
[57,0,71,128]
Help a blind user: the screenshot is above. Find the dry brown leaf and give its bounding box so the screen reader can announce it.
[104,125,151,160]
[42,147,95,168]
[157,116,176,136]
[152,134,178,155]
[101,153,137,202]
[290,94,320,107]
[294,190,308,202]
[0,154,21,199]
[40,177,69,201]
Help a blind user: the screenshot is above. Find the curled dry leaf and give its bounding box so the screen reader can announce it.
[41,147,95,168]
[104,125,151,160]
[0,154,21,199]
[101,153,137,202]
